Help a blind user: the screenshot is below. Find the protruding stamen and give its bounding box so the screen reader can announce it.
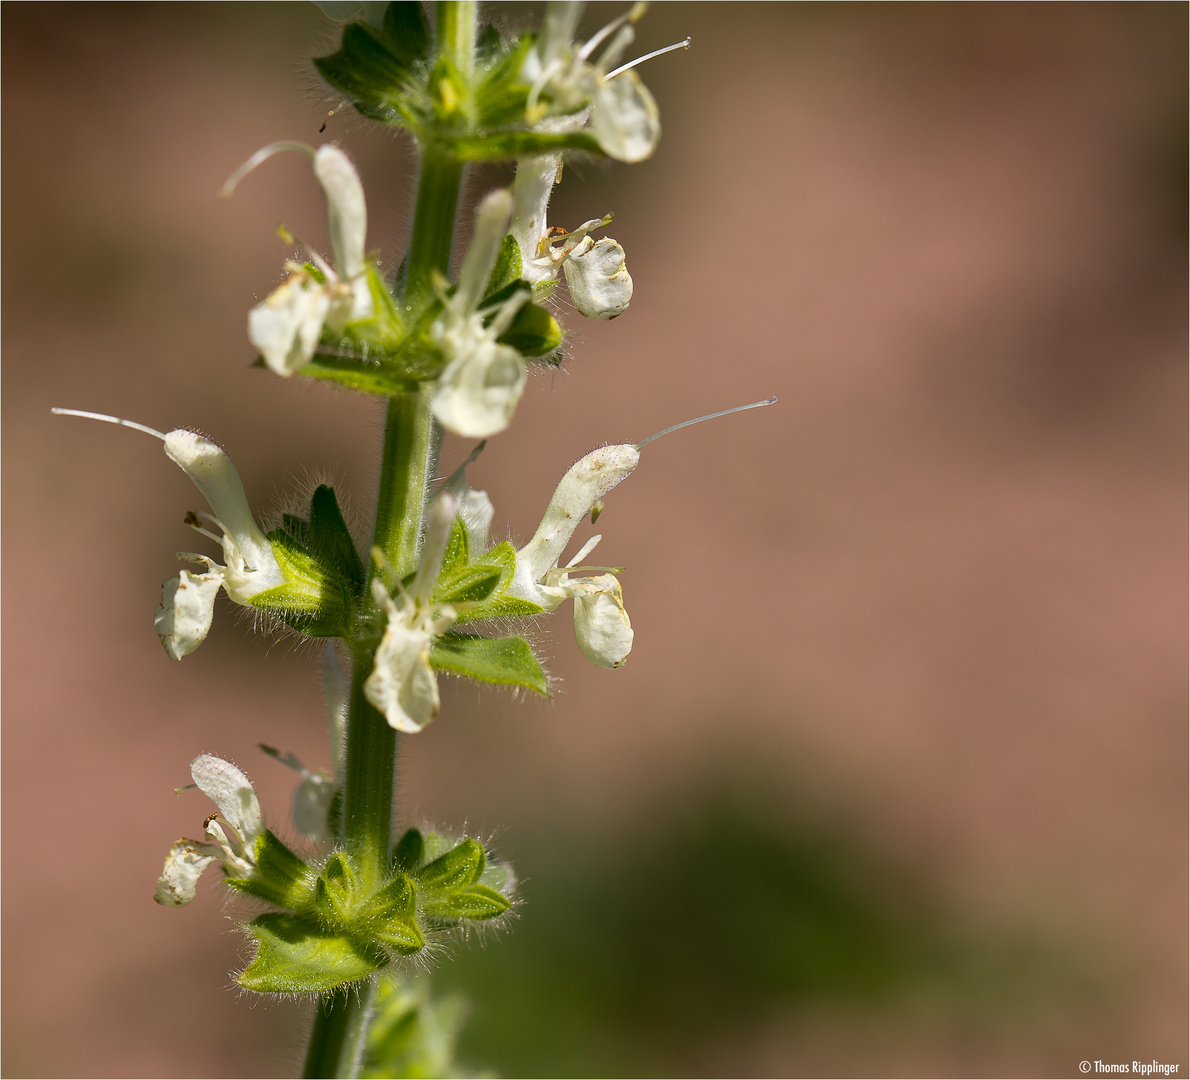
[220,140,317,198]
[605,36,691,79]
[51,408,167,441]
[579,2,648,61]
[634,397,777,450]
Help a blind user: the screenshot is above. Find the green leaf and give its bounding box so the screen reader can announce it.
[239,913,387,994]
[497,298,563,357]
[429,632,549,695]
[313,23,410,113]
[422,883,511,922]
[381,1,430,67]
[417,837,484,890]
[486,234,523,296]
[445,130,605,161]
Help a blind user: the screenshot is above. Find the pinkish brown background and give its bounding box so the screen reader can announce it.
[3,3,1186,1077]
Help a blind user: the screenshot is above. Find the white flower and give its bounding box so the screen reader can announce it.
[509,442,640,668]
[509,155,633,319]
[155,755,264,907]
[232,143,374,376]
[51,410,285,660]
[364,495,459,732]
[154,428,285,659]
[522,3,689,164]
[430,190,530,438]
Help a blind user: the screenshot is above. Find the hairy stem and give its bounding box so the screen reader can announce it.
[301,983,376,1080]
[302,2,476,1073]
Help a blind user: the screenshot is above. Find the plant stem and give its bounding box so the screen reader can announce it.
[301,983,376,1080]
[302,2,475,1073]
[404,147,463,310]
[437,0,476,76]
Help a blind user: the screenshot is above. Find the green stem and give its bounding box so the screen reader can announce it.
[303,2,475,1073]
[302,983,376,1080]
[437,0,476,75]
[404,147,463,310]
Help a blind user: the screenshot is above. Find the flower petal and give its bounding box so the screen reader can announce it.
[154,840,218,907]
[293,775,335,841]
[154,570,223,660]
[590,69,660,163]
[562,235,632,319]
[190,754,263,846]
[572,574,634,668]
[314,145,368,281]
[364,613,441,733]
[512,443,640,596]
[248,274,332,376]
[162,430,283,601]
[431,340,527,439]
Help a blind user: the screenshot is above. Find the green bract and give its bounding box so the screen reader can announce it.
[314,7,604,160]
[234,833,512,994]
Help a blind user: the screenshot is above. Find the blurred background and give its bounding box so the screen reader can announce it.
[2,3,1186,1077]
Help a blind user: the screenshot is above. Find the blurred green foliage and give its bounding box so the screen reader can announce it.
[430,776,1094,1078]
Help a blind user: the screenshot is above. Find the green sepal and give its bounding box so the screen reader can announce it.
[314,852,357,924]
[252,485,363,637]
[472,33,535,128]
[444,129,605,161]
[417,837,484,890]
[392,832,426,875]
[429,632,549,695]
[497,297,563,357]
[359,873,424,955]
[224,830,316,910]
[432,564,502,605]
[306,485,365,589]
[392,828,425,874]
[421,882,511,922]
[486,234,523,296]
[239,913,387,993]
[439,518,469,575]
[448,541,544,626]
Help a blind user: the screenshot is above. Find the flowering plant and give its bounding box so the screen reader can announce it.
[56,3,771,1075]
